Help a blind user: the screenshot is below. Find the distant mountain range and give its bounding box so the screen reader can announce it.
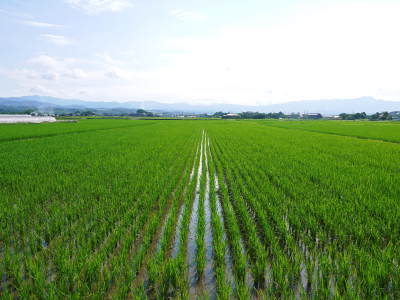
[1,95,400,115]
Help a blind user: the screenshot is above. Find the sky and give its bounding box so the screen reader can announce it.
[1,0,400,105]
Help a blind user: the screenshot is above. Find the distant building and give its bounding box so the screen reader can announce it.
[389,111,400,120]
[223,113,240,119]
[0,114,56,124]
[325,115,341,120]
[302,113,322,119]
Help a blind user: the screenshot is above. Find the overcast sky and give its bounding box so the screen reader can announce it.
[1,0,400,105]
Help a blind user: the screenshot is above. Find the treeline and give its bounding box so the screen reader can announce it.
[214,111,300,119]
[57,108,154,117]
[213,111,395,120]
[339,112,392,121]
[239,111,290,119]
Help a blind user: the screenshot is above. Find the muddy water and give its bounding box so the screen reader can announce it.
[1,273,7,293]
[171,203,185,258]
[190,143,200,182]
[188,131,204,296]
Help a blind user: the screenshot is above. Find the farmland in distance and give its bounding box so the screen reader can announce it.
[0,119,399,299]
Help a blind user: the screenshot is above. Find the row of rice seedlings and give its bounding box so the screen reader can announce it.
[211,145,252,298]
[79,190,176,288]
[171,141,201,259]
[145,168,193,298]
[131,133,201,297]
[213,138,309,297]
[84,186,175,291]
[186,130,205,297]
[138,129,203,299]
[169,133,203,299]
[195,132,207,294]
[211,142,269,286]
[213,140,303,257]
[202,133,217,297]
[212,140,284,296]
[207,135,234,299]
[106,181,186,297]
[90,199,157,294]
[105,133,199,299]
[83,145,196,296]
[240,167,322,296]
[130,168,192,293]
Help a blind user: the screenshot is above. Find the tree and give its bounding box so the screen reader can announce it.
[381,111,391,120]
[213,111,226,118]
[136,109,153,117]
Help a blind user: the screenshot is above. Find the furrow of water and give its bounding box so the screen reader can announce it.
[203,134,216,298]
[188,130,204,297]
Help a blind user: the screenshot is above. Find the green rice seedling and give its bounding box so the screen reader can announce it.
[1,119,400,298]
[196,146,207,280]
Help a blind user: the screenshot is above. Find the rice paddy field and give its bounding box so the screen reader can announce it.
[0,119,399,299]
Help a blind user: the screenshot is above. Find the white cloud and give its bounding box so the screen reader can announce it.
[104,70,121,79]
[28,55,63,69]
[63,68,88,79]
[159,3,400,104]
[6,54,143,99]
[22,21,61,28]
[41,72,59,80]
[28,55,81,70]
[29,85,54,95]
[40,34,73,46]
[97,53,125,67]
[12,55,90,83]
[66,0,132,15]
[169,9,206,22]
[16,69,40,80]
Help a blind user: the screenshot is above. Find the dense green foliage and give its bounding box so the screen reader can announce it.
[0,119,399,298]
